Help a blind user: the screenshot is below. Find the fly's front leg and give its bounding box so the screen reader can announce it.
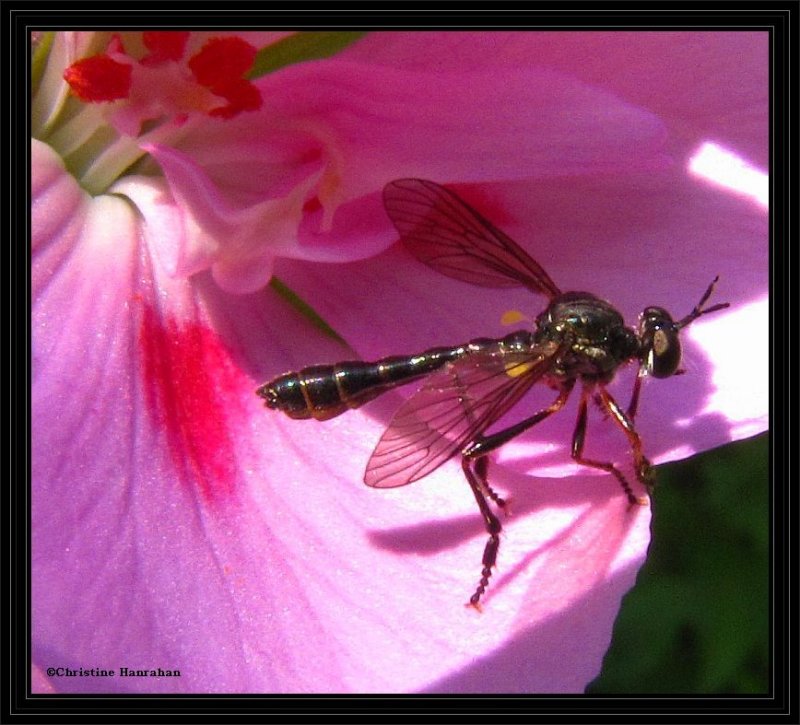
[596,387,655,493]
[460,382,574,608]
[571,386,649,507]
[627,368,645,421]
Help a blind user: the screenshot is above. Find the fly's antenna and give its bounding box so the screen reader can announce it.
[676,276,730,330]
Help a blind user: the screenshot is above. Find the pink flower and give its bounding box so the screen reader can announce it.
[32,31,767,693]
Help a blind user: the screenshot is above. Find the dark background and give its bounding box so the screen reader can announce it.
[588,432,769,694]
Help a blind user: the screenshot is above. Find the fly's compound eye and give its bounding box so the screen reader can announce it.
[639,306,681,379]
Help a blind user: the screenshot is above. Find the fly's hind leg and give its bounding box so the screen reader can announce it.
[451,369,509,516]
[460,382,575,609]
[474,457,510,513]
[461,456,502,610]
[451,367,506,610]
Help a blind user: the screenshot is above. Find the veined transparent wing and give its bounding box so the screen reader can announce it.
[383,178,562,299]
[364,342,560,488]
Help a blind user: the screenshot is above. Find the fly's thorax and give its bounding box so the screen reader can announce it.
[534,291,639,382]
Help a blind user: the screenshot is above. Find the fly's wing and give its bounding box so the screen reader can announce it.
[364,343,560,488]
[383,178,562,300]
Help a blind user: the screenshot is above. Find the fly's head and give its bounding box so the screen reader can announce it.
[638,306,682,378]
[638,276,730,379]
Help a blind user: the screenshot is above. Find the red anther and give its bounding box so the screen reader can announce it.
[63,55,132,102]
[208,77,263,118]
[188,37,258,89]
[141,31,190,65]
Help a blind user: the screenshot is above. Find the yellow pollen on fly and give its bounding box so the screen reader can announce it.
[505,360,536,378]
[500,309,529,326]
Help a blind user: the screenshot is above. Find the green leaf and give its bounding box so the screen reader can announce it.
[249,32,367,79]
[587,433,769,694]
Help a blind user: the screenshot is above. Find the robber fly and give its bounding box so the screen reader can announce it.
[258,178,729,607]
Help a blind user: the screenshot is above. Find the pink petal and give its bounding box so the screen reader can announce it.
[128,142,323,292]
[255,60,668,198]
[342,31,767,167]
[147,58,666,284]
[32,141,345,691]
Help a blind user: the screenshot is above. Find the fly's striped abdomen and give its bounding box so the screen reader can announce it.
[258,340,501,421]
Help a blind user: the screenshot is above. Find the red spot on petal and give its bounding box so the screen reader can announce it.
[63,55,132,102]
[138,303,248,503]
[141,31,190,65]
[188,36,258,89]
